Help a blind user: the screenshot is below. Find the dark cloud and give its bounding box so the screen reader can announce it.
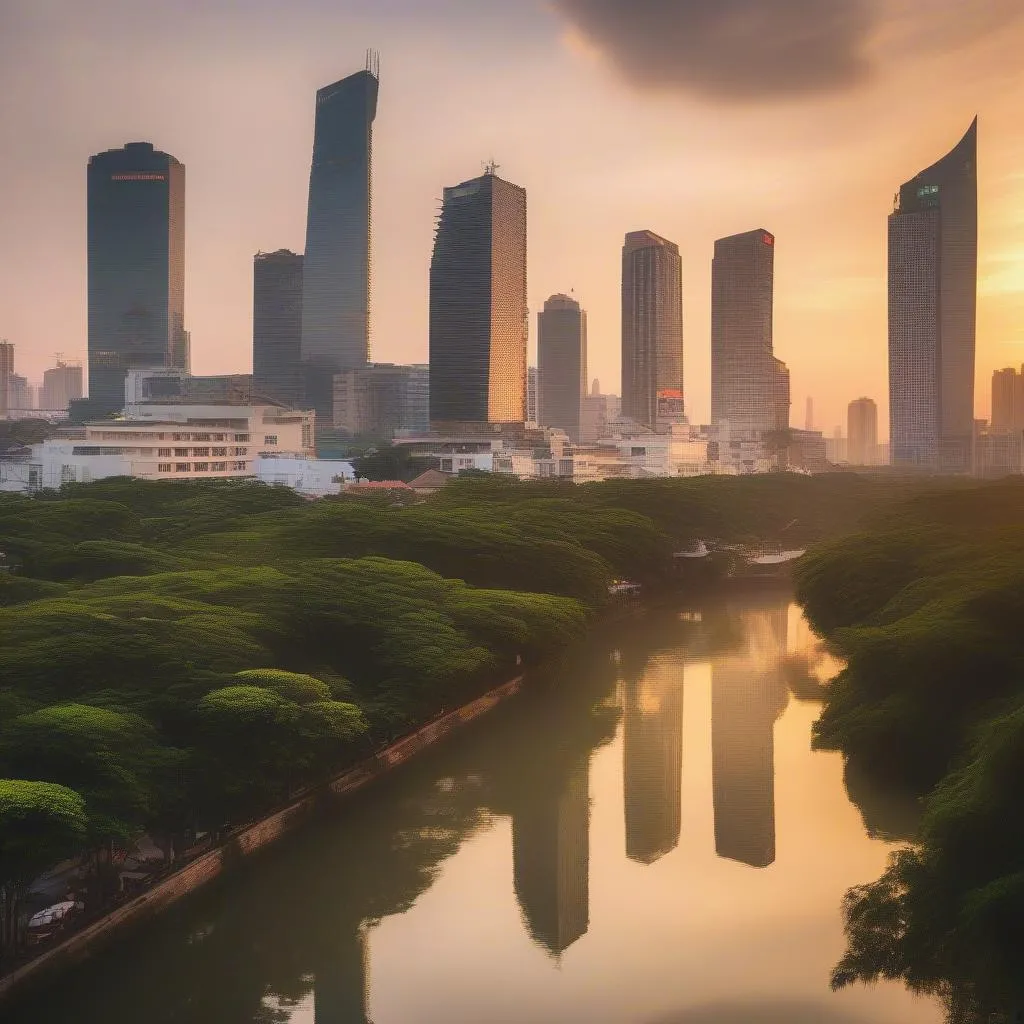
[551,0,878,100]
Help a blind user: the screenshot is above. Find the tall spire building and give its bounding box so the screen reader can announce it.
[87,142,186,412]
[888,119,978,472]
[429,166,528,427]
[621,231,684,430]
[301,56,379,425]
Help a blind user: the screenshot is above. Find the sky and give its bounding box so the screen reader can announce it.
[3,0,1024,435]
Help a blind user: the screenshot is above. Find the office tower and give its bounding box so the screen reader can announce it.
[623,657,683,865]
[712,603,789,869]
[621,231,684,430]
[429,165,528,427]
[0,341,13,416]
[848,397,879,465]
[301,56,379,424]
[8,375,32,412]
[527,366,539,423]
[512,760,590,956]
[889,119,978,472]
[711,229,780,438]
[333,363,429,438]
[591,378,600,397]
[538,294,587,441]
[87,142,186,413]
[991,366,1024,431]
[253,250,304,409]
[804,396,814,432]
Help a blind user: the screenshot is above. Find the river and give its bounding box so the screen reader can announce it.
[8,590,942,1023]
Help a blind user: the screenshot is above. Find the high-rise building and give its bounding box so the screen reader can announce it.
[621,231,684,430]
[87,142,186,413]
[527,366,539,424]
[889,119,978,472]
[0,341,13,417]
[429,166,527,428]
[7,375,32,412]
[253,250,304,409]
[538,294,587,441]
[991,366,1024,432]
[848,397,879,466]
[301,57,379,424]
[711,229,780,438]
[332,363,429,438]
[40,362,84,412]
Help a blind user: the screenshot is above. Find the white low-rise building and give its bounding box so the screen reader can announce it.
[255,456,355,496]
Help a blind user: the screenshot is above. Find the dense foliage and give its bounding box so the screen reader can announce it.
[794,478,1024,1019]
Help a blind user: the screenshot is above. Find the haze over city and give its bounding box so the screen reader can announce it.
[3,0,1024,433]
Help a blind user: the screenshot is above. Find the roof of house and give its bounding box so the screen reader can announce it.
[345,480,413,490]
[408,469,451,489]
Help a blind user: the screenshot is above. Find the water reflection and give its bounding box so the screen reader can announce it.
[7,593,940,1024]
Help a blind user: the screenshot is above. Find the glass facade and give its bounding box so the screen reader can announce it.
[301,66,378,424]
[889,119,977,472]
[429,170,527,427]
[87,142,186,413]
[537,294,587,441]
[253,250,304,409]
[332,362,429,438]
[711,229,780,438]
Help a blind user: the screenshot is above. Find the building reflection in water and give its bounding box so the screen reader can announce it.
[712,603,789,869]
[623,655,684,865]
[512,758,591,956]
[313,920,371,1024]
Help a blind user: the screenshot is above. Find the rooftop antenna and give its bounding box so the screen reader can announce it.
[484,158,500,177]
[366,49,380,79]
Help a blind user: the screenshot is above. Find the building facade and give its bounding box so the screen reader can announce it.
[527,366,538,424]
[87,142,187,413]
[848,397,879,466]
[0,341,13,417]
[301,60,379,423]
[333,362,429,438]
[711,229,781,438]
[254,250,304,409]
[889,119,978,472]
[621,231,684,430]
[40,362,84,412]
[429,167,528,428]
[537,294,586,441]
[991,366,1024,431]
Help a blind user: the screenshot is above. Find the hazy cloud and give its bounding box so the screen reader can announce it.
[550,0,875,100]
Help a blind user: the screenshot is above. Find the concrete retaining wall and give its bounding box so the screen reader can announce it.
[0,674,524,1002]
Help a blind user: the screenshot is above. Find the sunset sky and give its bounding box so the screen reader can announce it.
[3,0,1024,435]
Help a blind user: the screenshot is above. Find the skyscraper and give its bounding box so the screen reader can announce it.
[889,119,978,472]
[538,294,587,440]
[253,250,304,409]
[87,142,186,412]
[848,397,879,465]
[527,366,539,423]
[40,361,84,412]
[429,166,527,427]
[991,367,1024,432]
[0,341,13,417]
[621,231,684,430]
[711,229,780,438]
[301,57,379,423]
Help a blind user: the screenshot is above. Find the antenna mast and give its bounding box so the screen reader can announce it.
[366,49,380,79]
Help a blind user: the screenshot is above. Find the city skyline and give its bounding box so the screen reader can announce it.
[4,2,1024,434]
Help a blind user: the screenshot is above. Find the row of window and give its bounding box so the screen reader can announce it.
[170,433,250,443]
[156,447,246,458]
[156,462,249,474]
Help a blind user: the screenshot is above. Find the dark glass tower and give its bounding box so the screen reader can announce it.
[429,167,528,427]
[87,142,186,412]
[711,229,780,438]
[253,250,304,409]
[537,293,587,440]
[301,58,379,424]
[621,231,684,430]
[889,119,978,472]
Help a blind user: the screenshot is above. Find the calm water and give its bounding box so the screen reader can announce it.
[11,592,941,1024]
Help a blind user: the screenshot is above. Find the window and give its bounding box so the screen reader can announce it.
[172,433,187,442]
[174,448,189,457]
[174,463,190,473]
[234,433,250,443]
[263,435,278,446]
[234,447,248,456]
[302,424,313,448]
[212,433,225,442]
[158,463,172,473]
[192,433,211,442]
[231,461,248,471]
[193,462,210,472]
[211,462,227,472]
[212,447,227,457]
[158,448,172,457]
[192,447,210,457]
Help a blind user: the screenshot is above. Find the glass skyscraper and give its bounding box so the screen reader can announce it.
[87,142,186,412]
[889,119,978,472]
[621,231,684,430]
[301,59,379,424]
[711,229,783,438]
[253,249,304,409]
[429,167,528,427]
[537,294,587,441]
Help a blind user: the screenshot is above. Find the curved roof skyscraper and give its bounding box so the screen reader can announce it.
[888,118,978,472]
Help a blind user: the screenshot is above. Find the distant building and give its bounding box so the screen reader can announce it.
[429,167,527,428]
[301,60,379,423]
[848,397,879,465]
[621,230,684,430]
[87,142,187,413]
[889,119,978,472]
[974,429,1024,478]
[7,376,33,412]
[0,341,13,416]
[538,294,587,441]
[991,366,1024,431]
[254,250,304,409]
[333,363,429,438]
[125,368,257,408]
[711,229,780,438]
[805,396,814,432]
[527,366,539,423]
[40,362,84,412]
